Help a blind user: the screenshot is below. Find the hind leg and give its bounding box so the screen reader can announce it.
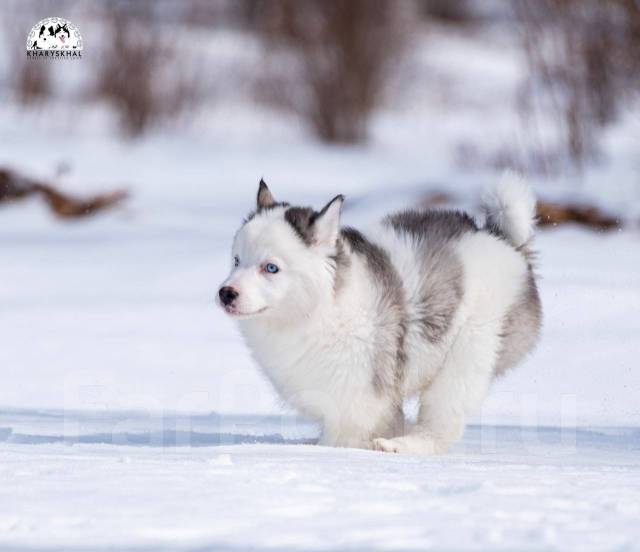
[373,324,500,455]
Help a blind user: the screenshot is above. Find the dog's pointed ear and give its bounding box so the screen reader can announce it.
[313,195,344,246]
[257,179,275,209]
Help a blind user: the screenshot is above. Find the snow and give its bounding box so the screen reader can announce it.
[1,412,639,551]
[1,15,639,552]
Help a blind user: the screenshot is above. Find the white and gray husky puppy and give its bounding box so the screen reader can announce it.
[218,175,541,455]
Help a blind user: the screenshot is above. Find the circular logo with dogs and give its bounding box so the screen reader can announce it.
[26,17,83,51]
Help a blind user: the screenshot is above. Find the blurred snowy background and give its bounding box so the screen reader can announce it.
[1,1,639,550]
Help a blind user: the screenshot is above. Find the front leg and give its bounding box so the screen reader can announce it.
[318,426,374,449]
[320,405,403,450]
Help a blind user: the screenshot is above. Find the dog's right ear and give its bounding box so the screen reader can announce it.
[257,179,275,209]
[313,194,344,247]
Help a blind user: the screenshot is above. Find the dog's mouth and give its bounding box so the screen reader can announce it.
[224,305,268,318]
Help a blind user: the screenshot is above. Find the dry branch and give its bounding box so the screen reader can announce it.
[0,167,128,219]
[536,200,620,230]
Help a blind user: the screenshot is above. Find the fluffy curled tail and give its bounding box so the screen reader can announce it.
[482,172,537,248]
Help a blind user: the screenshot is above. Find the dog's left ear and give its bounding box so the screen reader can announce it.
[313,195,344,246]
[257,179,275,209]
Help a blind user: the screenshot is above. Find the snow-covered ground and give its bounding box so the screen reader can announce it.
[1,17,639,552]
[1,411,640,551]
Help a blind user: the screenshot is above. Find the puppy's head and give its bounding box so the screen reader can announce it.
[217,180,344,321]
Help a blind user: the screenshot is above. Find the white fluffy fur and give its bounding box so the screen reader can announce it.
[230,223,400,448]
[372,231,527,454]
[218,178,538,455]
[482,171,537,248]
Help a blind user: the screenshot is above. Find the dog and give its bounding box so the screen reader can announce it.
[218,175,541,454]
[31,23,72,50]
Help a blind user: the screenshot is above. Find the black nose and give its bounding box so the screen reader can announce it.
[219,286,238,306]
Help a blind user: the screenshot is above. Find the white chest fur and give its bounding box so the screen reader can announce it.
[238,256,395,444]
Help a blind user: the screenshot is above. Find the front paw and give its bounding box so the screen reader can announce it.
[372,437,404,454]
[372,435,440,455]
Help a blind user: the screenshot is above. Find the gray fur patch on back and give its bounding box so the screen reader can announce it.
[494,269,542,376]
[342,227,407,399]
[385,209,478,243]
[385,209,469,344]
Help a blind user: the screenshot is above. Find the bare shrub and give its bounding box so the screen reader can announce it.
[416,0,473,24]
[4,7,52,104]
[515,0,640,168]
[259,0,413,144]
[95,3,197,137]
[13,60,51,104]
[455,142,565,178]
[183,0,257,28]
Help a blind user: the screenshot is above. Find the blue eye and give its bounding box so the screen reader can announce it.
[264,263,279,274]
